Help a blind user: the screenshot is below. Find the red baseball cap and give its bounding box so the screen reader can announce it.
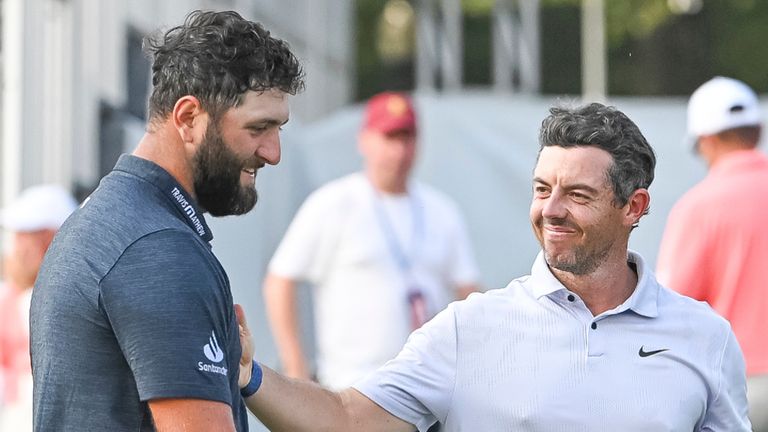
[363,92,417,135]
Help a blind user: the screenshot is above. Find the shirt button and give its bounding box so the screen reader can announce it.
[567,294,575,302]
[591,322,597,330]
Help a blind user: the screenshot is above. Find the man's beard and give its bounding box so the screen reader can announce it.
[544,241,611,276]
[537,217,614,276]
[192,122,258,216]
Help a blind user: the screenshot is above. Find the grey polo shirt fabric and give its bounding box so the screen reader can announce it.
[30,155,248,431]
[355,251,751,431]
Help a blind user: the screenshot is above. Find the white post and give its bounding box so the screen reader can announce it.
[440,0,462,90]
[581,0,606,102]
[519,0,540,93]
[492,0,515,93]
[416,0,438,92]
[2,0,27,208]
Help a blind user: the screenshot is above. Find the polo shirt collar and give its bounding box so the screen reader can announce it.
[114,154,213,243]
[528,250,659,318]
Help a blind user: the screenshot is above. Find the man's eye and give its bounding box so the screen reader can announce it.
[570,192,589,202]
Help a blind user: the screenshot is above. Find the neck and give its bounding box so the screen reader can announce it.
[701,140,756,169]
[551,251,637,316]
[366,172,408,195]
[133,126,196,197]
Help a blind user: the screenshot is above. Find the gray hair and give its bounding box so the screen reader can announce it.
[538,103,656,213]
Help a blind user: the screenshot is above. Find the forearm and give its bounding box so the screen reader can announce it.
[244,364,351,432]
[263,273,310,378]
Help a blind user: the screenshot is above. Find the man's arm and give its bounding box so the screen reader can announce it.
[149,399,236,432]
[236,304,414,432]
[698,330,751,431]
[263,272,311,380]
[245,365,414,432]
[100,231,245,430]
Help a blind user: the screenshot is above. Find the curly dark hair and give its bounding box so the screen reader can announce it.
[538,103,656,212]
[144,10,304,122]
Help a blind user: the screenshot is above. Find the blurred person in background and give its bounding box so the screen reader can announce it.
[263,92,479,396]
[29,10,303,432]
[0,184,77,431]
[657,76,768,431]
[240,102,749,431]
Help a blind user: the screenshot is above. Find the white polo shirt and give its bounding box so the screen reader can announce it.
[355,251,750,431]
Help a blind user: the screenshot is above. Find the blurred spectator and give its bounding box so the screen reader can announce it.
[657,76,768,431]
[264,92,480,391]
[0,185,77,430]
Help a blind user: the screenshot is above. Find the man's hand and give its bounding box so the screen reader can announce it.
[235,304,254,388]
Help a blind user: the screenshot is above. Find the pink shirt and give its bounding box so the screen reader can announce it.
[0,284,32,405]
[657,149,768,376]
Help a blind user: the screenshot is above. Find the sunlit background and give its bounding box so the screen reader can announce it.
[1,1,766,430]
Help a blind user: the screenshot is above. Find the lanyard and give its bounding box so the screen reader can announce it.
[369,184,424,274]
[369,181,430,330]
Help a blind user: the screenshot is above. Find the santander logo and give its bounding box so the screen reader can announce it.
[203,331,224,363]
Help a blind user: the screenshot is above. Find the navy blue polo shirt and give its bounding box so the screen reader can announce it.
[30,155,248,431]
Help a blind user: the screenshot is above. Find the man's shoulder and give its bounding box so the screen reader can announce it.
[413,180,456,203]
[672,179,717,210]
[80,174,187,238]
[302,172,368,207]
[656,283,731,332]
[674,159,768,211]
[124,228,209,259]
[411,181,466,222]
[316,172,366,193]
[451,281,530,313]
[45,178,195,282]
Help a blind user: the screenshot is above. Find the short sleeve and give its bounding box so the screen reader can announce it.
[99,229,235,405]
[699,329,751,431]
[268,188,341,283]
[353,303,458,432]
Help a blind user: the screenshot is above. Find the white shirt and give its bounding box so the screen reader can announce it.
[355,251,750,431]
[269,172,478,389]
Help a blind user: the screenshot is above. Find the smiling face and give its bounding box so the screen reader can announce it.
[192,89,289,216]
[530,145,631,276]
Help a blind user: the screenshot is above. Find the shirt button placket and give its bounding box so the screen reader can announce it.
[587,320,604,357]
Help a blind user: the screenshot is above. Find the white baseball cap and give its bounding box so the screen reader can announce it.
[0,184,78,232]
[687,76,762,141]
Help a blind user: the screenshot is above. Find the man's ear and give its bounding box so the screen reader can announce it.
[625,188,651,228]
[172,96,206,146]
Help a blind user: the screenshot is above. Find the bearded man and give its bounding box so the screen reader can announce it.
[29,10,303,432]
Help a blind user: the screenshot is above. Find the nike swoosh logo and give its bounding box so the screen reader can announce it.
[638,346,669,357]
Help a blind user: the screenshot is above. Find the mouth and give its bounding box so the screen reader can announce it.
[544,225,576,233]
[542,224,578,240]
[242,168,256,178]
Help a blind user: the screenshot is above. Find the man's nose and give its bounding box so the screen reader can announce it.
[541,192,567,220]
[259,130,282,165]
